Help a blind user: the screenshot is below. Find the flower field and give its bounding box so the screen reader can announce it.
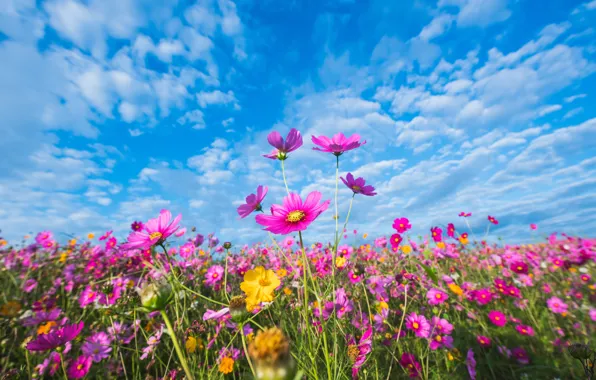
[1,130,595,380]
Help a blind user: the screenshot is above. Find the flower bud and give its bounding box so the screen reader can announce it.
[249,327,296,380]
[138,280,172,312]
[223,242,232,250]
[229,296,248,323]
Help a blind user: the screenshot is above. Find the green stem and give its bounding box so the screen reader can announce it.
[240,324,257,378]
[223,249,231,302]
[160,310,195,380]
[281,159,291,195]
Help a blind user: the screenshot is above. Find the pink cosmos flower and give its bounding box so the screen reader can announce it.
[179,242,195,259]
[389,233,402,248]
[472,288,493,305]
[346,326,372,379]
[467,349,477,380]
[512,347,530,364]
[510,261,528,274]
[255,192,330,235]
[431,227,443,242]
[431,317,454,335]
[426,288,448,306]
[488,310,507,327]
[530,223,537,230]
[488,215,499,225]
[37,352,61,377]
[400,353,422,378]
[447,223,455,238]
[459,212,472,217]
[121,209,182,250]
[35,231,53,245]
[477,335,492,348]
[27,321,84,352]
[131,221,144,231]
[340,173,377,196]
[406,313,430,338]
[429,334,454,350]
[263,128,303,160]
[205,265,224,287]
[311,132,366,156]
[237,185,268,218]
[175,228,187,237]
[547,297,568,314]
[589,308,596,321]
[67,355,92,379]
[515,325,535,336]
[392,217,411,233]
[82,332,112,362]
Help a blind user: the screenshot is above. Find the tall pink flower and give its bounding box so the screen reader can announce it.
[67,356,92,379]
[121,209,181,250]
[346,326,373,379]
[237,185,268,218]
[255,192,330,235]
[488,310,507,327]
[311,132,366,156]
[426,288,448,306]
[392,217,411,233]
[341,173,377,196]
[406,313,430,338]
[263,128,303,160]
[431,227,443,242]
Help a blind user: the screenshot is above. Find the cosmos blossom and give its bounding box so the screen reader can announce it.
[311,132,366,156]
[392,217,412,233]
[488,310,507,327]
[237,185,268,218]
[67,356,92,379]
[426,289,448,306]
[488,215,499,225]
[459,212,472,217]
[431,227,443,243]
[27,321,84,352]
[82,332,112,362]
[255,192,330,235]
[263,128,303,160]
[120,209,181,250]
[400,353,422,378]
[340,173,377,196]
[406,313,430,338]
[346,326,372,379]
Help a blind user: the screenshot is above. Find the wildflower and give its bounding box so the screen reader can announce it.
[589,308,596,322]
[219,356,235,374]
[466,349,477,380]
[0,301,22,318]
[448,283,463,296]
[229,296,248,323]
[238,185,268,218]
[459,233,469,245]
[392,217,411,233]
[447,223,455,238]
[37,321,57,335]
[82,332,112,362]
[240,267,281,311]
[121,209,182,250]
[389,233,402,248]
[472,288,493,305]
[488,215,499,225]
[186,336,198,353]
[23,279,38,293]
[336,256,347,268]
[27,321,84,352]
[137,280,173,312]
[426,289,448,306]
[488,310,507,327]
[459,212,472,217]
[255,192,330,235]
[547,297,568,314]
[264,128,303,160]
[248,327,295,380]
[205,265,225,287]
[530,223,537,230]
[400,353,422,378]
[311,132,366,156]
[431,227,443,242]
[406,313,430,338]
[131,221,144,231]
[37,351,61,377]
[346,327,373,379]
[510,261,529,274]
[335,288,353,319]
[516,325,535,337]
[431,317,454,335]
[87,233,95,239]
[477,335,492,348]
[512,347,530,364]
[67,355,92,379]
[340,173,377,196]
[401,245,412,254]
[430,334,454,350]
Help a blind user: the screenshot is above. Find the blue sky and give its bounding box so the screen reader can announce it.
[1,0,595,245]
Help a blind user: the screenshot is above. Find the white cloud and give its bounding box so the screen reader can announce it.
[189,199,205,208]
[177,109,206,130]
[418,14,454,41]
[196,90,239,108]
[187,138,232,172]
[440,0,511,28]
[564,94,587,103]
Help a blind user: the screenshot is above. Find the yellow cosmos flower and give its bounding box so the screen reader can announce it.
[336,256,347,268]
[240,266,280,311]
[437,242,445,249]
[186,336,197,353]
[363,233,368,239]
[0,239,7,247]
[401,245,412,254]
[448,283,463,296]
[59,252,68,263]
[276,269,288,278]
[87,233,95,239]
[0,301,22,318]
[219,357,234,374]
[69,239,77,246]
[459,236,468,245]
[37,321,57,335]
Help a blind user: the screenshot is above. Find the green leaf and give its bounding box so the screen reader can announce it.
[420,262,439,285]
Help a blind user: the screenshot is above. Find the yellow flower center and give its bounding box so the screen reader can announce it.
[259,278,271,286]
[149,232,163,240]
[286,210,305,223]
[347,344,360,363]
[412,322,419,329]
[436,335,442,342]
[435,294,442,299]
[352,185,361,191]
[77,364,83,370]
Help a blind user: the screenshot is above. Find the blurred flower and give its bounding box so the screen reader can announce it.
[248,327,295,380]
[27,321,84,352]
[426,288,448,306]
[431,227,443,243]
[488,311,507,327]
[82,332,112,362]
[393,217,412,233]
[466,349,477,380]
[488,215,499,225]
[547,297,568,314]
[400,353,422,378]
[347,326,373,379]
[67,356,92,379]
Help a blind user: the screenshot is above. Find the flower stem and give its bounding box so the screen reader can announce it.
[240,323,257,378]
[281,159,290,195]
[160,310,195,380]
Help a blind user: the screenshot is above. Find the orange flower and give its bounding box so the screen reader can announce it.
[219,357,234,374]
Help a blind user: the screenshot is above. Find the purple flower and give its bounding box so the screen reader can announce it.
[466,349,477,380]
[179,242,195,259]
[426,288,448,306]
[237,185,268,218]
[27,321,84,352]
[23,279,38,293]
[67,355,92,379]
[347,327,373,379]
[335,288,353,319]
[512,347,530,364]
[340,173,377,196]
[193,234,205,247]
[429,334,454,350]
[263,128,303,160]
[406,313,430,338]
[547,297,568,314]
[131,221,144,231]
[82,331,112,362]
[205,265,224,287]
[431,317,454,335]
[203,308,230,321]
[22,309,61,327]
[312,132,366,156]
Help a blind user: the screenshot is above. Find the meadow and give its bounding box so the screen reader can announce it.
[1,130,595,380]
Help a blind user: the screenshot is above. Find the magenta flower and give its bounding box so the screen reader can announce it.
[516,325,535,336]
[82,332,112,362]
[179,242,195,259]
[459,212,472,217]
[512,347,530,364]
[530,223,537,230]
[429,334,454,350]
[311,132,366,156]
[510,261,529,274]
[131,221,144,231]
[488,310,507,327]
[121,209,182,250]
[406,313,430,338]
[27,321,84,352]
[37,351,61,377]
[23,279,38,293]
[340,173,377,196]
[466,349,477,380]
[255,191,330,235]
[447,223,455,238]
[431,227,443,242]
[477,335,492,348]
[263,128,303,160]
[400,353,422,378]
[237,185,268,218]
[488,215,499,225]
[335,288,353,319]
[205,265,224,287]
[472,288,493,305]
[392,217,412,233]
[67,355,92,379]
[547,297,568,314]
[79,286,98,308]
[35,231,53,244]
[389,233,402,248]
[426,288,448,306]
[431,317,454,335]
[589,308,596,321]
[346,326,372,379]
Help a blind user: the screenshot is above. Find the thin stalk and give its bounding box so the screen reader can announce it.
[160,310,195,380]
[281,159,291,195]
[240,324,257,378]
[223,249,231,302]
